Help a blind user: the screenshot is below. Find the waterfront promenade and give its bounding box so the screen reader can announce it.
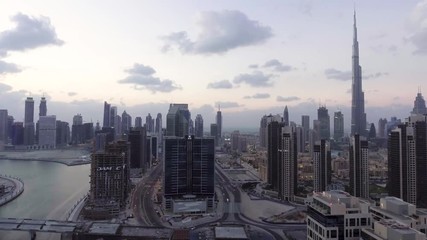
[0,148,91,166]
[0,175,24,207]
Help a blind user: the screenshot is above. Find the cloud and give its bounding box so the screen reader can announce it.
[364,72,388,79]
[263,59,294,72]
[207,80,233,89]
[0,13,63,54]
[233,71,274,87]
[324,68,352,81]
[276,96,300,102]
[244,93,270,99]
[407,1,427,54]
[325,68,387,81]
[215,101,242,108]
[161,10,273,54]
[299,0,314,16]
[248,64,258,69]
[125,63,156,75]
[68,92,77,97]
[0,82,12,92]
[118,63,181,93]
[0,60,21,74]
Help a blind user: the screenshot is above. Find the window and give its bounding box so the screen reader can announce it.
[361,218,367,226]
[350,218,355,226]
[331,230,337,238]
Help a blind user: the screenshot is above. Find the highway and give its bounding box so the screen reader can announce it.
[131,163,164,227]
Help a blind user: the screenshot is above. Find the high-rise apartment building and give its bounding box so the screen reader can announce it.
[166,104,190,137]
[313,139,331,192]
[334,111,344,141]
[39,97,47,117]
[318,106,330,140]
[349,134,369,199]
[388,115,427,208]
[24,97,35,145]
[194,114,203,138]
[267,121,282,191]
[351,11,367,137]
[163,136,215,214]
[85,141,130,219]
[259,114,282,148]
[278,126,298,201]
[103,101,111,128]
[38,115,56,149]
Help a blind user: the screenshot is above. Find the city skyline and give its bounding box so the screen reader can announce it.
[0,1,426,129]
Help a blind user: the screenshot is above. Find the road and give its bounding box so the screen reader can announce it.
[131,163,164,227]
[214,163,307,239]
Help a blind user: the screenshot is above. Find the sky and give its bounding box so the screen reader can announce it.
[0,0,426,132]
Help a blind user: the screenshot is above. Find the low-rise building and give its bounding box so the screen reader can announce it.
[307,190,372,239]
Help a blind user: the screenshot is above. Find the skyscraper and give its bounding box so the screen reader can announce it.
[283,106,289,126]
[210,123,218,146]
[39,97,47,117]
[166,104,190,137]
[259,114,282,148]
[195,114,203,137]
[278,126,298,201]
[378,118,388,138]
[128,127,147,171]
[134,117,142,128]
[155,113,162,133]
[146,113,154,133]
[110,106,117,129]
[388,115,427,208]
[349,134,369,199]
[163,136,215,214]
[121,111,132,134]
[216,106,222,142]
[301,115,310,144]
[24,97,35,145]
[313,139,331,192]
[351,11,367,137]
[0,109,8,145]
[267,120,282,191]
[317,106,330,140]
[333,111,344,141]
[412,90,427,115]
[38,115,56,149]
[103,101,111,128]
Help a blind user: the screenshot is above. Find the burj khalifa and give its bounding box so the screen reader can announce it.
[351,11,367,137]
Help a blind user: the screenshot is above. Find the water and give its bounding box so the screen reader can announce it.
[0,160,90,239]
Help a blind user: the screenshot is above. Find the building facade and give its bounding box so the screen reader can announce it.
[313,139,331,192]
[349,134,369,199]
[163,136,215,214]
[307,191,372,240]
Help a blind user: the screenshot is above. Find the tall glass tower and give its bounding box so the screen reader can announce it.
[351,11,367,137]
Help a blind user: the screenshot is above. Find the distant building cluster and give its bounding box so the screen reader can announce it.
[0,97,72,150]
